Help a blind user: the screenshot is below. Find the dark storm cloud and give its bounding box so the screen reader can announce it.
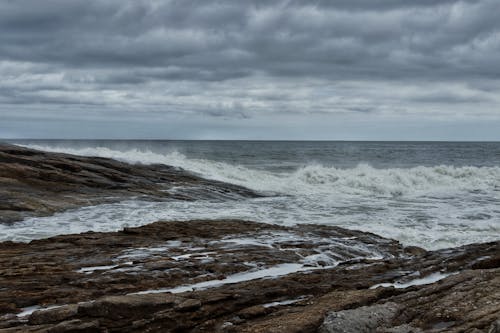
[1,0,500,139]
[2,0,499,80]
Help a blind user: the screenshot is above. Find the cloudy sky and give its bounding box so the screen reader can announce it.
[1,0,500,140]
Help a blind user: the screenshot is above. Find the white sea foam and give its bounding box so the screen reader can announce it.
[16,305,42,317]
[133,263,325,295]
[76,261,134,274]
[17,304,63,318]
[370,271,457,289]
[262,296,307,308]
[77,264,120,274]
[3,144,499,250]
[19,144,500,198]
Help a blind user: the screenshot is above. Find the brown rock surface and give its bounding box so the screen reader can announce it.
[0,143,259,223]
[0,219,498,332]
[0,219,406,317]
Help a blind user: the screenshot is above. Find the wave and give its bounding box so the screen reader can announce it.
[22,144,500,198]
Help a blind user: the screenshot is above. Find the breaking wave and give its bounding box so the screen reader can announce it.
[22,144,500,198]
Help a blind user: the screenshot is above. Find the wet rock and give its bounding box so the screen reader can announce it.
[489,320,500,333]
[78,294,178,319]
[174,299,202,312]
[48,319,100,333]
[319,302,401,333]
[0,143,260,224]
[0,224,497,332]
[0,303,16,314]
[237,305,269,319]
[403,246,426,257]
[235,289,390,333]
[383,324,424,333]
[29,305,78,325]
[0,219,412,319]
[471,255,500,270]
[386,268,500,332]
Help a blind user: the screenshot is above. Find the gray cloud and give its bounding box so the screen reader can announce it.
[0,0,500,139]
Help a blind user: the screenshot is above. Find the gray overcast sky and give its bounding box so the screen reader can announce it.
[1,0,500,140]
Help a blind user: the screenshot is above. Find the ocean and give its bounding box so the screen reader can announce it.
[3,140,500,250]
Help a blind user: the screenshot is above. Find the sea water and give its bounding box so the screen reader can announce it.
[2,140,499,250]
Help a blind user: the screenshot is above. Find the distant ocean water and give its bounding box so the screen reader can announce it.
[3,140,500,250]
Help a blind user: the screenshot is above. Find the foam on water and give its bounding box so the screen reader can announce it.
[262,297,307,308]
[133,263,326,295]
[370,271,457,289]
[19,144,500,197]
[2,144,499,250]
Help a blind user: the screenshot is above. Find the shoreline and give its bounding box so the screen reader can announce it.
[0,143,260,224]
[0,144,499,332]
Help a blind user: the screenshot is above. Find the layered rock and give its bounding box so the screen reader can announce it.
[0,220,498,332]
[0,143,259,223]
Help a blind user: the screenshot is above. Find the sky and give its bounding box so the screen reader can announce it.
[1,0,500,140]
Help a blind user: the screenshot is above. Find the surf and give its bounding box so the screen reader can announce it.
[21,144,500,198]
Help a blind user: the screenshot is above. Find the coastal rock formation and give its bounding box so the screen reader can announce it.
[320,268,500,333]
[0,220,405,317]
[0,143,259,223]
[0,220,498,332]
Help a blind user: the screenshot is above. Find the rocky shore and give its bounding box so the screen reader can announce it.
[0,143,259,224]
[0,144,499,332]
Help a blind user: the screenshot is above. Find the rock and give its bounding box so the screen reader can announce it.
[237,305,269,319]
[489,319,500,333]
[0,218,498,331]
[0,219,411,319]
[234,289,390,333]
[0,143,260,224]
[403,246,426,257]
[386,268,500,332]
[0,224,497,332]
[174,299,202,312]
[382,324,424,333]
[47,319,100,333]
[0,303,17,314]
[471,255,500,270]
[319,302,401,333]
[29,305,78,325]
[78,294,178,319]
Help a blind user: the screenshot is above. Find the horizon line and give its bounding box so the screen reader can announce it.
[2,138,500,143]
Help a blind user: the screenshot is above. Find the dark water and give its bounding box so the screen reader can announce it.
[8,140,500,170]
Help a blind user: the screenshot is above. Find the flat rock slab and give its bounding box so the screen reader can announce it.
[0,219,498,332]
[319,302,402,333]
[0,220,405,316]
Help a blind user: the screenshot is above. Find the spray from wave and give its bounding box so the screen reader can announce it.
[4,142,499,249]
[21,144,500,198]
